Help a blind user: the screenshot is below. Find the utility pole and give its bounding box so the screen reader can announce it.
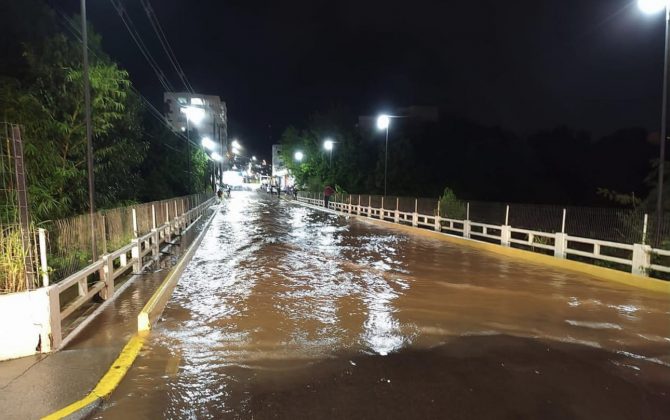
[81,0,97,260]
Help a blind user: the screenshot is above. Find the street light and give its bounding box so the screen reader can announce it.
[639,0,670,243]
[323,138,334,166]
[231,139,242,149]
[294,151,304,161]
[376,114,391,196]
[201,136,216,150]
[211,152,223,162]
[252,156,257,161]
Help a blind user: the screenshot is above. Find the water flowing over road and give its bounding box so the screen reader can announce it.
[96,192,670,419]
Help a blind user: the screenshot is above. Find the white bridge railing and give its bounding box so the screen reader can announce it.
[42,196,217,351]
[298,195,666,279]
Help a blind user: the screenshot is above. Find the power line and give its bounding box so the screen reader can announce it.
[108,0,174,92]
[51,6,207,154]
[140,0,195,93]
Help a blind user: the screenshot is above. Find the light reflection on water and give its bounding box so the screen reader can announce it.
[97,192,670,419]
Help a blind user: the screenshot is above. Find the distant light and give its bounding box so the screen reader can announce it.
[232,147,241,155]
[294,151,304,161]
[201,136,216,150]
[252,156,257,161]
[190,97,204,105]
[211,152,223,162]
[262,159,267,165]
[231,139,241,149]
[181,106,205,125]
[180,126,186,132]
[638,0,666,14]
[324,139,334,151]
[377,114,390,130]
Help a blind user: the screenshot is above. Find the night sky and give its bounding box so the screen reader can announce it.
[61,0,666,159]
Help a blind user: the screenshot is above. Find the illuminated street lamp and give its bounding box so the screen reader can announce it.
[211,152,223,162]
[201,136,216,150]
[376,114,391,196]
[638,0,670,243]
[323,138,334,166]
[181,106,206,125]
[252,156,257,161]
[231,139,242,149]
[294,151,304,162]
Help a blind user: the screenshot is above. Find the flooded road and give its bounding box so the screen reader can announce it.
[97,192,670,419]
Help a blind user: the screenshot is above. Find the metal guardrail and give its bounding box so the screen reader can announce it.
[299,194,664,279]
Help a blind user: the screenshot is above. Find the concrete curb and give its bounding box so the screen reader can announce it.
[297,201,670,295]
[42,204,219,419]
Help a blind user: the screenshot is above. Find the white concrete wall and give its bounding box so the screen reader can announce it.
[0,287,54,361]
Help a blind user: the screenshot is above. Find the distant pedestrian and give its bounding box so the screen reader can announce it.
[226,185,232,198]
[217,189,223,200]
[323,185,335,208]
[293,187,298,200]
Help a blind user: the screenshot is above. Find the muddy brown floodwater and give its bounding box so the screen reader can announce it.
[95,192,670,419]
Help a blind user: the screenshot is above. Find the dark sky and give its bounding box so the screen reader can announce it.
[62,0,666,159]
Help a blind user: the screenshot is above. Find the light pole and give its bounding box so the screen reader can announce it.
[639,0,670,243]
[377,114,391,196]
[80,0,96,260]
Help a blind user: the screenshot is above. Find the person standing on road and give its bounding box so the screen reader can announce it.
[323,185,335,208]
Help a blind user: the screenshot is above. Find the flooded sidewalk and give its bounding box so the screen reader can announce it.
[97,192,669,419]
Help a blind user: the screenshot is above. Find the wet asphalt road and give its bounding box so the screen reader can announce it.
[95,192,670,419]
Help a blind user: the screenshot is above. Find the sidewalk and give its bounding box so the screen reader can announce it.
[0,207,216,420]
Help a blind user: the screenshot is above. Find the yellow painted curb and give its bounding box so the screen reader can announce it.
[41,334,146,420]
[299,201,670,295]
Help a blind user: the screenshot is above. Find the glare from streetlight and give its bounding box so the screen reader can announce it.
[181,106,206,125]
[211,152,223,162]
[232,147,241,155]
[201,136,216,150]
[231,139,242,149]
[252,156,257,161]
[638,0,666,14]
[294,151,304,161]
[324,139,334,151]
[377,114,390,130]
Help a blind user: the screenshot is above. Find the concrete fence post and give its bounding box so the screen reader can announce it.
[632,244,652,276]
[380,197,385,220]
[435,199,441,231]
[132,238,141,274]
[358,195,361,215]
[554,233,568,259]
[46,285,62,351]
[349,196,353,214]
[151,229,159,260]
[101,254,114,300]
[38,228,49,287]
[151,205,157,230]
[101,215,107,255]
[501,225,511,247]
[412,199,419,227]
[368,196,372,217]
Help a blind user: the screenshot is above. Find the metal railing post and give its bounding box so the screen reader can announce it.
[38,228,49,287]
[395,197,400,223]
[412,199,419,227]
[642,213,649,245]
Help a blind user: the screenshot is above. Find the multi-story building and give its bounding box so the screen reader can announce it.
[163,92,229,164]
